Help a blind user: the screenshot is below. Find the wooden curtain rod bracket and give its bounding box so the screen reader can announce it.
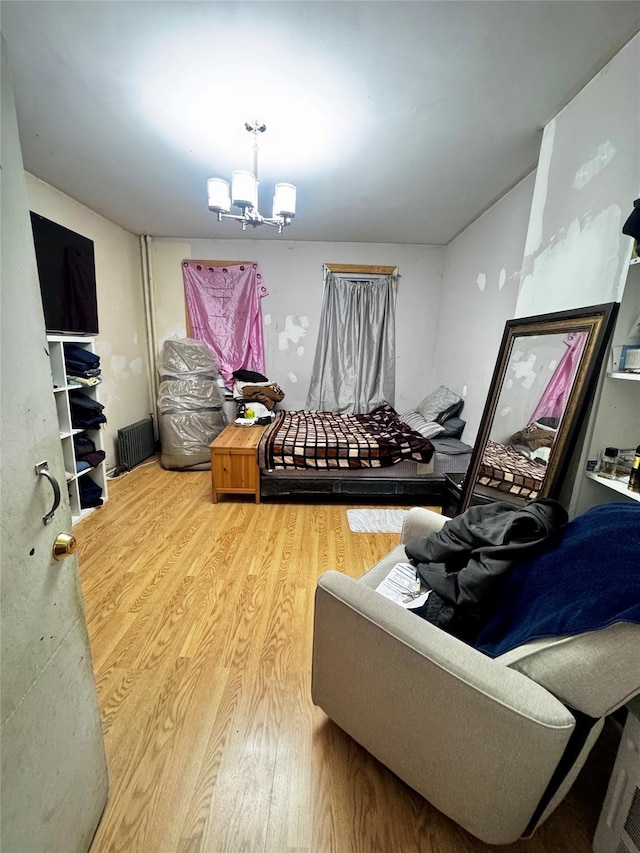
[183,259,257,267]
[324,263,398,275]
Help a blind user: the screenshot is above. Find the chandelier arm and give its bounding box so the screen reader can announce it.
[218,213,252,223]
[208,121,294,234]
[252,137,260,184]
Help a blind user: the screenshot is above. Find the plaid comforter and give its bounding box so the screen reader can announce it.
[258,405,434,471]
[478,440,546,499]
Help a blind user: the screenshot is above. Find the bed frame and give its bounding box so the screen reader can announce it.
[260,472,447,502]
[257,407,469,504]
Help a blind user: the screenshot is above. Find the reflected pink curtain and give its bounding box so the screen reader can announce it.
[529,330,588,424]
[182,261,268,387]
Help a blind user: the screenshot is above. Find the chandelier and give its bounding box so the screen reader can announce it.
[207,121,296,233]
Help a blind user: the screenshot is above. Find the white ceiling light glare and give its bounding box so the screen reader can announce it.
[134,23,369,176]
[207,120,297,233]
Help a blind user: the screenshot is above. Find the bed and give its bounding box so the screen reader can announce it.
[477,439,546,500]
[257,399,473,502]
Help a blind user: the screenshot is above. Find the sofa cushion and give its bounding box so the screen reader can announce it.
[358,544,409,590]
[496,622,640,717]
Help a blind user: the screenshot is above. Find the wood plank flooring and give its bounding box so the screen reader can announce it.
[77,460,619,852]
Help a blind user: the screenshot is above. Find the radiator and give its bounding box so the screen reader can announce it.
[117,418,156,470]
[594,710,640,853]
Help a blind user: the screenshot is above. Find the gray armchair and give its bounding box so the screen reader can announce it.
[312,507,640,845]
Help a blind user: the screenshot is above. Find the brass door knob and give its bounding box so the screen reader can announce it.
[53,532,77,560]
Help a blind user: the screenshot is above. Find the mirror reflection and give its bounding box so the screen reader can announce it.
[479,330,588,502]
[460,304,618,513]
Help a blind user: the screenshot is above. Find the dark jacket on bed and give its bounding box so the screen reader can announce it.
[404,499,568,643]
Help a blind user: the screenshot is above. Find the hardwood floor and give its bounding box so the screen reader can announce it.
[77,461,618,852]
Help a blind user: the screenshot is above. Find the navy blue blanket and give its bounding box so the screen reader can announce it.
[475,503,640,657]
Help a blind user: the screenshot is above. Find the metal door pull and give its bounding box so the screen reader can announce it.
[35,461,61,525]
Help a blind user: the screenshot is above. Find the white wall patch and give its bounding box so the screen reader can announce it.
[524,117,556,258]
[500,406,513,418]
[159,325,187,350]
[511,352,537,390]
[287,372,298,383]
[110,355,130,381]
[130,357,143,376]
[518,204,623,315]
[462,385,467,397]
[278,315,308,351]
[573,141,617,190]
[498,268,506,290]
[476,273,486,292]
[297,346,304,357]
[264,313,272,325]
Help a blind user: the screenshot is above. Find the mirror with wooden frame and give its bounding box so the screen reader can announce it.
[459,302,618,512]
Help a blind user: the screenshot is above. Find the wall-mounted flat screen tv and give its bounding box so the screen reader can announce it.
[30,212,99,335]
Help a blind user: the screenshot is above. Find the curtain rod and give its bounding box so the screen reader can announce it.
[184,259,257,266]
[324,263,397,275]
[328,274,394,282]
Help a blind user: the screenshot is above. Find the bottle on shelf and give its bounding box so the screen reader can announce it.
[600,447,619,480]
[628,445,640,493]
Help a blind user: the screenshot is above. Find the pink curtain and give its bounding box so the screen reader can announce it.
[529,330,588,424]
[182,261,268,388]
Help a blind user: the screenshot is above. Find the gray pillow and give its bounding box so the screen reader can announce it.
[416,386,462,423]
[440,416,466,438]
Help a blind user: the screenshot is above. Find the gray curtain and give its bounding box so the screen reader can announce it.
[306,272,396,414]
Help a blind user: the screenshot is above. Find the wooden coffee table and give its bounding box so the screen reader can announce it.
[209,422,269,503]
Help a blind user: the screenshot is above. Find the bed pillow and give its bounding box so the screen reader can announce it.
[435,400,464,424]
[400,411,446,439]
[439,416,466,438]
[416,386,463,424]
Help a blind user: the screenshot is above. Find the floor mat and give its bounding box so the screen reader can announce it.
[346,508,408,533]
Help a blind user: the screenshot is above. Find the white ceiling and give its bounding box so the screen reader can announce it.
[2,1,639,244]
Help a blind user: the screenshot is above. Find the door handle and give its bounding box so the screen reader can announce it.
[35,461,61,525]
[53,532,77,560]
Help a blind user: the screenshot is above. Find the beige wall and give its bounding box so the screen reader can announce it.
[149,237,445,414]
[26,174,152,468]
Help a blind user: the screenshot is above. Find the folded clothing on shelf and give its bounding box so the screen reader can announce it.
[70,392,107,430]
[79,476,103,509]
[64,343,101,379]
[73,432,106,468]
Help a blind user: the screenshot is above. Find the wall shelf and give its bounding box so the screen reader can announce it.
[608,371,640,381]
[585,472,640,503]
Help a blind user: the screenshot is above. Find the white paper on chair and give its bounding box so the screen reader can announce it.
[375,562,431,609]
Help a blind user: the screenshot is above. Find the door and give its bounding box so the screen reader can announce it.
[1,37,109,853]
